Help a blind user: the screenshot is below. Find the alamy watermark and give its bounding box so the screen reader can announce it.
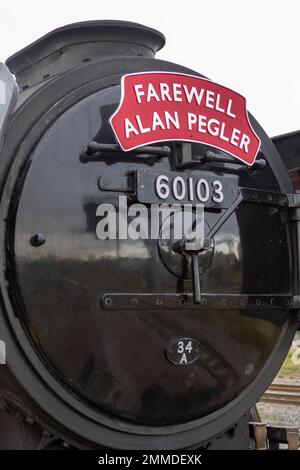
[95,196,204,249]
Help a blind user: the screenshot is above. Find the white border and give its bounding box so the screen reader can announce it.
[109,71,261,167]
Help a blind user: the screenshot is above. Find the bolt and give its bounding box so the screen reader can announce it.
[203,238,211,250]
[205,151,215,159]
[30,233,46,247]
[104,297,113,307]
[156,298,163,306]
[131,298,138,306]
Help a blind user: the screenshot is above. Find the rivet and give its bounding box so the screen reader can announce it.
[156,298,163,306]
[131,298,138,306]
[30,233,46,247]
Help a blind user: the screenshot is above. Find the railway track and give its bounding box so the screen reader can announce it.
[259,381,300,406]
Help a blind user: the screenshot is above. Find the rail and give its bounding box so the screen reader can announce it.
[259,381,300,406]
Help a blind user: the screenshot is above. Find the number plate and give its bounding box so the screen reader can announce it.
[137,169,235,208]
[166,338,202,366]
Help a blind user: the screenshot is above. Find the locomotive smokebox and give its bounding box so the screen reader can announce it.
[0,20,298,450]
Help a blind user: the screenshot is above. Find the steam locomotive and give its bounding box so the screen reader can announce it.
[0,20,298,450]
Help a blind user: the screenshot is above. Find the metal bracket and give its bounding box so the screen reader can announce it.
[238,188,300,210]
[102,293,293,310]
[240,188,290,207]
[98,173,135,192]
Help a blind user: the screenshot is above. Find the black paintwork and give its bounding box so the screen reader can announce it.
[10,86,292,425]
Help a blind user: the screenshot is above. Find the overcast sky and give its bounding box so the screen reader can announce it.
[0,0,299,136]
